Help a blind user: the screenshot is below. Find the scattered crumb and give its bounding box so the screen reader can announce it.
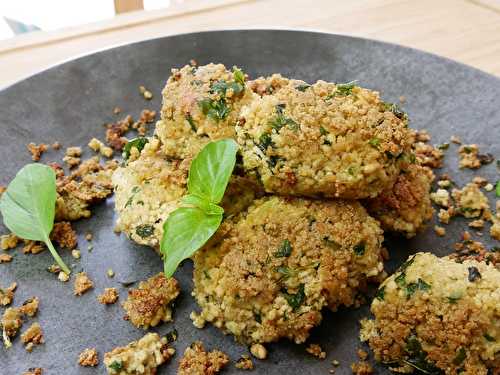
[63,155,81,168]
[1,233,19,250]
[78,348,99,367]
[472,176,488,187]
[113,107,121,114]
[51,141,61,150]
[437,179,452,189]
[451,135,462,144]
[58,271,70,282]
[106,115,133,151]
[107,268,115,278]
[139,86,153,100]
[452,183,489,218]
[27,143,48,161]
[178,341,229,375]
[21,323,44,352]
[415,130,430,142]
[98,288,119,305]
[430,189,451,208]
[491,218,500,240]
[23,368,43,375]
[485,183,494,192]
[458,144,482,169]
[19,297,39,317]
[306,343,326,359]
[469,219,485,229]
[104,332,174,374]
[0,253,13,263]
[50,221,77,249]
[85,232,93,241]
[22,241,45,254]
[0,282,17,306]
[74,272,94,296]
[235,355,254,370]
[250,343,267,360]
[88,137,114,158]
[71,249,81,259]
[122,273,179,329]
[351,361,374,374]
[332,359,340,366]
[413,142,443,168]
[437,208,451,224]
[357,349,368,361]
[66,146,82,157]
[1,307,22,347]
[434,225,446,237]
[47,264,61,274]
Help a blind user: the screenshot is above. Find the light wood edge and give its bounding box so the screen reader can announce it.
[114,0,144,14]
[0,0,255,54]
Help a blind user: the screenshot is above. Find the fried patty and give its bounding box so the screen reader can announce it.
[361,252,500,374]
[155,63,256,159]
[192,196,384,344]
[235,78,413,199]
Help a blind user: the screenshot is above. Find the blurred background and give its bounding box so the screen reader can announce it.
[1,0,500,87]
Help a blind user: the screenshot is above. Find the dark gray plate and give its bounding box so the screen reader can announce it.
[1,30,499,374]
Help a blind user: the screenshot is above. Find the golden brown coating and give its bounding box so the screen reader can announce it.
[236,79,412,198]
[122,273,179,329]
[192,196,384,344]
[364,163,435,238]
[155,63,256,159]
[361,252,500,374]
[178,341,229,375]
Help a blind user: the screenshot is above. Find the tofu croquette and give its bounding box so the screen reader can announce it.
[155,63,255,159]
[364,163,435,238]
[104,332,175,375]
[192,196,384,344]
[235,79,412,199]
[178,341,229,375]
[122,273,179,329]
[112,137,262,250]
[361,252,500,374]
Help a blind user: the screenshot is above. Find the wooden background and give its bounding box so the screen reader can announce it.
[1,0,500,88]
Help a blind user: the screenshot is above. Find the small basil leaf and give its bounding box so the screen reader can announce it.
[162,207,222,277]
[122,137,149,160]
[187,139,238,204]
[0,164,70,274]
[181,194,224,216]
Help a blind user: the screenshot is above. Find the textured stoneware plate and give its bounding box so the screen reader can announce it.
[1,30,499,374]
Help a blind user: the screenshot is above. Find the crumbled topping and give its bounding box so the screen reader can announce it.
[23,368,43,375]
[104,332,174,374]
[139,86,153,100]
[0,282,17,306]
[430,189,451,208]
[1,233,19,250]
[414,130,430,142]
[0,253,13,263]
[107,268,115,278]
[27,143,48,161]
[106,115,132,151]
[250,343,267,359]
[235,355,254,370]
[98,288,119,305]
[88,137,114,158]
[21,322,44,352]
[22,240,45,254]
[434,225,446,237]
[51,141,61,150]
[450,135,462,144]
[1,307,22,347]
[19,297,39,317]
[357,349,368,361]
[414,142,443,168]
[351,361,374,374]
[50,221,77,249]
[178,341,229,375]
[306,343,326,359]
[113,107,121,114]
[468,219,485,229]
[437,208,452,224]
[58,271,70,282]
[78,348,99,367]
[74,272,94,296]
[452,183,489,218]
[122,273,179,329]
[458,144,492,169]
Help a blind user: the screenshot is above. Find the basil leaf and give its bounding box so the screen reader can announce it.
[187,139,238,204]
[496,180,500,197]
[181,194,224,216]
[0,164,70,274]
[162,207,222,277]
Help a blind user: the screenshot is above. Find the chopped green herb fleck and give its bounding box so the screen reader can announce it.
[405,278,431,298]
[165,329,178,343]
[484,333,495,342]
[329,81,357,97]
[296,84,311,92]
[453,348,466,366]
[275,266,297,279]
[135,224,154,238]
[198,98,230,121]
[274,239,292,257]
[323,237,341,250]
[123,137,149,160]
[447,295,461,304]
[395,272,406,288]
[186,114,197,132]
[109,361,123,371]
[496,180,500,198]
[233,67,245,86]
[383,102,406,120]
[258,133,273,152]
[375,286,385,301]
[269,105,299,131]
[353,242,365,256]
[254,311,262,323]
[319,126,329,136]
[283,283,305,311]
[368,138,381,148]
[438,143,450,150]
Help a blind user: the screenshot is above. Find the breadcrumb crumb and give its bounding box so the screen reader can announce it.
[19,297,39,317]
[27,143,48,161]
[235,355,254,370]
[98,288,119,305]
[50,222,77,249]
[250,343,267,360]
[74,272,94,296]
[21,323,44,352]
[178,341,229,375]
[306,343,326,359]
[434,225,446,237]
[22,241,45,254]
[0,282,17,306]
[23,368,43,375]
[78,348,99,367]
[0,253,13,263]
[58,271,70,282]
[1,233,19,250]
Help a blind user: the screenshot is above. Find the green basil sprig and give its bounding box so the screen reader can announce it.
[161,139,238,277]
[0,164,70,274]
